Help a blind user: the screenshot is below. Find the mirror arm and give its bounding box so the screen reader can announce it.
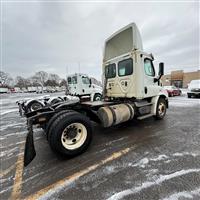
[154,74,163,83]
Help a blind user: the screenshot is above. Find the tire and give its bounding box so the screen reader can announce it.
[27,100,43,112]
[48,111,92,157]
[46,110,75,139]
[154,98,167,120]
[93,93,102,101]
[187,94,191,98]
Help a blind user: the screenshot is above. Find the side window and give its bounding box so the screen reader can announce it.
[71,76,77,84]
[105,63,116,78]
[118,58,133,77]
[67,77,72,84]
[144,59,155,77]
[82,76,90,84]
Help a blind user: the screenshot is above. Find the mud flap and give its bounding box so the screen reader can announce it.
[24,121,36,166]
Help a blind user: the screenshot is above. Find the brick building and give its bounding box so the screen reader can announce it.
[162,70,200,88]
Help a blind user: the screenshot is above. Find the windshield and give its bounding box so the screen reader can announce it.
[67,76,77,84]
[189,80,200,88]
[105,63,116,78]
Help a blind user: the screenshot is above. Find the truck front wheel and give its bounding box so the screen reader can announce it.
[48,112,92,157]
[154,98,167,120]
[93,93,102,101]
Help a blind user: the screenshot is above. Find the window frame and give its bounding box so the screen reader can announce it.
[118,58,133,77]
[105,63,116,79]
[144,58,155,77]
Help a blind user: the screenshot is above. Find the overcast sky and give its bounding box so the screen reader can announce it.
[1,1,199,80]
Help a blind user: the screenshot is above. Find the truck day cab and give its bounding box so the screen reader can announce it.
[24,23,168,166]
[66,73,102,101]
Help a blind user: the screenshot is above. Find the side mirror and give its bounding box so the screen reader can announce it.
[159,62,164,76]
[154,62,164,83]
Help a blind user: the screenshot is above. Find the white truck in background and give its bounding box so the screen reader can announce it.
[66,73,102,101]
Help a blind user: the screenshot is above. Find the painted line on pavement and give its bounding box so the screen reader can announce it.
[10,143,25,200]
[25,146,137,200]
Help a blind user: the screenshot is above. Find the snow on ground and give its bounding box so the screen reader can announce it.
[0,92,200,199]
[107,168,200,200]
[169,95,200,107]
[162,188,200,200]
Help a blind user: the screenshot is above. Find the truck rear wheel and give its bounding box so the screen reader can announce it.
[48,112,92,157]
[154,98,167,120]
[46,110,75,139]
[27,100,43,112]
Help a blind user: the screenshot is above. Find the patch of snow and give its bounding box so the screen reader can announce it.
[129,158,149,168]
[105,166,116,173]
[162,187,200,200]
[169,97,200,107]
[173,152,198,157]
[0,122,24,131]
[150,154,168,161]
[0,108,18,116]
[0,146,18,158]
[107,168,200,200]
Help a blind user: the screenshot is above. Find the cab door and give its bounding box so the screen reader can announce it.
[143,57,160,97]
[117,58,134,96]
[81,76,91,95]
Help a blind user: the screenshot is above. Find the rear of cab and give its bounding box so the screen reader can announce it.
[102,23,165,100]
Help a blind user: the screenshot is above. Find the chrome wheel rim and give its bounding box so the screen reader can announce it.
[31,102,42,111]
[61,123,87,150]
[158,102,166,117]
[95,96,101,101]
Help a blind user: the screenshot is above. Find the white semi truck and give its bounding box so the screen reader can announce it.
[66,73,102,101]
[23,23,168,166]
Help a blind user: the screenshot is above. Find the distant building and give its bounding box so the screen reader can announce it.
[162,70,200,88]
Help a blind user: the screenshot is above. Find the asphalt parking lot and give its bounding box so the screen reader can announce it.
[0,92,200,200]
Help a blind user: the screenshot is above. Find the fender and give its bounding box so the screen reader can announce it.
[151,89,168,115]
[25,99,45,107]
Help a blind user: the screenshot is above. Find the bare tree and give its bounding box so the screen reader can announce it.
[0,71,13,87]
[15,76,27,89]
[59,79,67,87]
[48,73,60,86]
[32,71,48,90]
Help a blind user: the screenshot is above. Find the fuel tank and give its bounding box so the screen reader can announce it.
[97,103,134,127]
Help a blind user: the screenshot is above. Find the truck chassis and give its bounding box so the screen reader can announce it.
[24,96,168,166]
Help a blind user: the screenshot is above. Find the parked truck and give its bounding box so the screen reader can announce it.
[66,73,102,101]
[23,23,168,166]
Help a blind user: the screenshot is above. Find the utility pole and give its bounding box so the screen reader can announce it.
[78,62,80,74]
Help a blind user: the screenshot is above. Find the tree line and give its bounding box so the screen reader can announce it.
[0,70,67,89]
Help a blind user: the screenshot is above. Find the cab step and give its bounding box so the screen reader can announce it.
[135,102,153,108]
[137,113,154,120]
